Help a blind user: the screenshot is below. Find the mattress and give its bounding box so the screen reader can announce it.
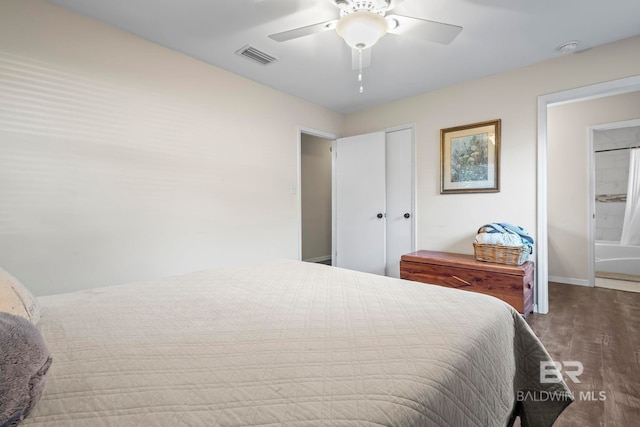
[25,260,571,426]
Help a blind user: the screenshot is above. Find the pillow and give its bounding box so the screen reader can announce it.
[0,267,40,324]
[0,312,52,427]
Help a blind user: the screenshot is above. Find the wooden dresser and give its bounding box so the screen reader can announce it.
[400,250,534,316]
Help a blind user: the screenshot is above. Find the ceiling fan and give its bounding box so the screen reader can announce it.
[269,0,462,47]
[268,0,462,92]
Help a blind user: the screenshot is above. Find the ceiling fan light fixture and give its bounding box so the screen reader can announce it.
[336,11,388,49]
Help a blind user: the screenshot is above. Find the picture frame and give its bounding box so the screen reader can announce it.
[440,119,501,194]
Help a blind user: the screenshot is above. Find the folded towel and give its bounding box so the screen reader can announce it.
[475,232,523,247]
[0,312,52,427]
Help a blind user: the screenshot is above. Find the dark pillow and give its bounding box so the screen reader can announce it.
[0,312,52,427]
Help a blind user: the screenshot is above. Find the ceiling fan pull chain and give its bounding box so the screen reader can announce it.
[358,45,364,93]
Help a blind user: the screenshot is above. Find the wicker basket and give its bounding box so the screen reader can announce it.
[473,243,529,265]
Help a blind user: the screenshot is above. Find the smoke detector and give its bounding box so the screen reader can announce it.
[557,40,580,54]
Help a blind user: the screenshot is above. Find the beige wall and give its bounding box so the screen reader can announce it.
[2,1,640,295]
[0,0,343,295]
[343,35,640,257]
[547,92,640,283]
[301,134,333,261]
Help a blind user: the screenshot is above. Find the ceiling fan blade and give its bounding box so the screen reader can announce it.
[268,20,337,42]
[386,14,462,45]
[351,48,372,70]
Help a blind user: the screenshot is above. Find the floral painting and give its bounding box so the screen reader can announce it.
[441,120,500,194]
[450,133,489,182]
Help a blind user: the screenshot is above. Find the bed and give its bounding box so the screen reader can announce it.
[14,259,571,426]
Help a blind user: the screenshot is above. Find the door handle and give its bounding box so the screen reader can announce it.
[404,213,411,218]
[377,213,384,219]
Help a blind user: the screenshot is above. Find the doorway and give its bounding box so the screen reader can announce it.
[590,120,640,292]
[537,75,640,313]
[299,129,336,265]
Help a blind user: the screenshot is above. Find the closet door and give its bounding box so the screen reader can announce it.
[385,128,414,278]
[334,132,387,275]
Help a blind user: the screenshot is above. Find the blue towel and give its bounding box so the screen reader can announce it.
[477,222,534,254]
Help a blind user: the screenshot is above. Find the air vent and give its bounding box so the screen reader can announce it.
[236,45,279,66]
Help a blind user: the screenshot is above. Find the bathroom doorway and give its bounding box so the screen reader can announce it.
[591,120,640,292]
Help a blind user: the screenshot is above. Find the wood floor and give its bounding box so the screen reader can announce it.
[525,282,640,426]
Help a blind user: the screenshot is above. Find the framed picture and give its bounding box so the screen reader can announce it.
[440,119,501,194]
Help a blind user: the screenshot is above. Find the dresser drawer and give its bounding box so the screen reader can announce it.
[400,250,534,316]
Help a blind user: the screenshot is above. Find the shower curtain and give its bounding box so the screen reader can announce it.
[621,148,640,246]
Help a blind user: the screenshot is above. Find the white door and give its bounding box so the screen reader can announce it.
[334,129,414,276]
[334,132,387,275]
[385,128,414,278]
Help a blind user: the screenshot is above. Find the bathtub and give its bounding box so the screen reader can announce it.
[595,240,640,276]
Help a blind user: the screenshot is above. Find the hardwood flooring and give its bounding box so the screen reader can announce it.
[526,282,640,426]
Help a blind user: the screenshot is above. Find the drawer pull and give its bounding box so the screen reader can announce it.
[451,275,472,288]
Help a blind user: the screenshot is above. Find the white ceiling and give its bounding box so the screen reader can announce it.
[49,0,640,114]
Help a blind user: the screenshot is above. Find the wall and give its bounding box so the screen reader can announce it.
[594,126,640,242]
[301,134,333,261]
[547,94,640,283]
[0,0,343,295]
[3,2,640,296]
[343,35,640,266]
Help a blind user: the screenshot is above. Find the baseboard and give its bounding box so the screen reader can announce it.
[303,255,331,263]
[548,275,592,287]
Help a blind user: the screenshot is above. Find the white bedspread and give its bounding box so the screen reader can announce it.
[26,260,571,426]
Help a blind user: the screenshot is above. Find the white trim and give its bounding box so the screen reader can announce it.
[331,139,337,265]
[589,118,640,132]
[537,96,549,313]
[297,126,338,262]
[587,125,596,287]
[383,123,416,133]
[537,75,640,314]
[548,276,592,287]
